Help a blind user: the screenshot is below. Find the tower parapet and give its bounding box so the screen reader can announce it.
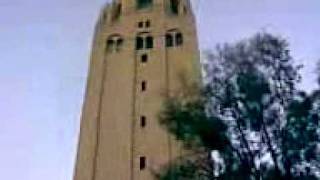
[96,0,195,27]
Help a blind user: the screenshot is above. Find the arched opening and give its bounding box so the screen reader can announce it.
[137,0,153,9]
[176,33,183,46]
[107,34,124,53]
[116,38,123,51]
[146,36,153,49]
[165,34,173,47]
[114,3,122,20]
[136,33,153,50]
[170,0,179,14]
[138,21,144,28]
[145,20,151,28]
[106,39,114,52]
[136,36,144,50]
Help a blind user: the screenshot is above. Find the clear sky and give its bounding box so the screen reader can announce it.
[0,0,319,180]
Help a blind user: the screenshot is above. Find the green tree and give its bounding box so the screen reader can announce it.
[156,33,320,180]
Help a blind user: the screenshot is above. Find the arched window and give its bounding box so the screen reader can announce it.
[116,39,123,51]
[165,34,173,47]
[165,30,183,48]
[146,36,153,49]
[145,20,151,28]
[137,0,153,9]
[136,36,144,50]
[106,34,124,53]
[170,0,179,14]
[116,4,122,15]
[112,3,122,21]
[176,33,183,46]
[106,39,115,52]
[136,33,153,50]
[138,21,144,28]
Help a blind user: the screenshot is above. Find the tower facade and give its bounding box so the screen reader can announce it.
[74,0,200,179]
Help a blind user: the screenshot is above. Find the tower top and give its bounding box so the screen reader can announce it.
[98,0,193,26]
[113,0,192,12]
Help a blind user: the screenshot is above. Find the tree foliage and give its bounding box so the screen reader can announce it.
[157,33,320,180]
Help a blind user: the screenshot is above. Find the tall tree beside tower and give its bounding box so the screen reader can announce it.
[158,33,320,180]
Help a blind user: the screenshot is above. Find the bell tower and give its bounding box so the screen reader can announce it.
[73,0,200,179]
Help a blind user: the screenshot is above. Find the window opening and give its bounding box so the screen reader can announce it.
[136,37,144,50]
[145,20,151,28]
[146,36,153,49]
[165,34,173,47]
[106,39,114,52]
[141,81,147,91]
[112,3,122,20]
[170,0,179,14]
[140,116,146,127]
[137,0,153,9]
[141,54,148,63]
[138,22,144,28]
[140,156,146,170]
[116,39,123,51]
[176,33,183,46]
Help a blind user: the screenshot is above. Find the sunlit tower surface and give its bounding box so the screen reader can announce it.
[74,0,200,179]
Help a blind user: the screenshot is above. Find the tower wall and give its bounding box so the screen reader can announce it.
[74,0,200,179]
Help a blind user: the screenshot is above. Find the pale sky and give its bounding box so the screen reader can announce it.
[0,0,319,180]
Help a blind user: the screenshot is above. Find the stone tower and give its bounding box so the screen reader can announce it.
[73,0,200,179]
